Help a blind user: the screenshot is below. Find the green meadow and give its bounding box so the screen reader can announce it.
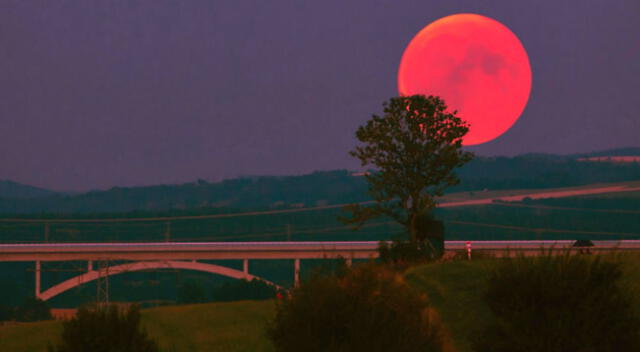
[3,252,640,352]
[0,300,275,352]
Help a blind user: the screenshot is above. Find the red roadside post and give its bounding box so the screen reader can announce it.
[466,241,471,260]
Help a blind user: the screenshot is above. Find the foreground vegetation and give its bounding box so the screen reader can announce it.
[269,263,442,351]
[3,253,640,351]
[407,253,640,352]
[0,301,275,352]
[48,305,159,352]
[2,188,638,308]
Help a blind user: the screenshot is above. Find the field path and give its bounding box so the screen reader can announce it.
[440,184,640,208]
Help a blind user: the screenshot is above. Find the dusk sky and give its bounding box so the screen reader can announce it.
[1,0,638,191]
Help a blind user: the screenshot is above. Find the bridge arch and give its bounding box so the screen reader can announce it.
[39,260,281,301]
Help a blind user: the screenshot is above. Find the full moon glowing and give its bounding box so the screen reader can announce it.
[398,13,532,145]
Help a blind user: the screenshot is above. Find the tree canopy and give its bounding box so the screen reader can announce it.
[343,95,473,243]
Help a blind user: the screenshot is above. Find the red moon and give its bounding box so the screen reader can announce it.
[398,13,532,145]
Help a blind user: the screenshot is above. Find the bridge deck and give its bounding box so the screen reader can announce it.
[0,241,383,261]
[1,240,639,261]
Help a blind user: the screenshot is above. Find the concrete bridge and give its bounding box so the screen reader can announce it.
[0,241,380,301]
[1,240,639,301]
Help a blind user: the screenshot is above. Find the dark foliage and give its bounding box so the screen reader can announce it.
[212,278,277,302]
[14,297,51,322]
[48,304,159,352]
[378,240,440,265]
[377,209,446,265]
[573,239,595,247]
[0,304,13,321]
[267,264,442,352]
[177,280,207,304]
[473,253,640,352]
[0,170,369,215]
[1,148,640,215]
[343,95,473,244]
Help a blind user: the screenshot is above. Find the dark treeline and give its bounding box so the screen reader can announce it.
[1,149,640,215]
[0,193,638,308]
[0,148,638,308]
[450,155,640,192]
[434,194,640,241]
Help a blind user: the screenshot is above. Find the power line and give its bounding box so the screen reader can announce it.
[0,221,399,243]
[1,183,638,224]
[447,220,640,237]
[0,203,360,224]
[489,202,640,214]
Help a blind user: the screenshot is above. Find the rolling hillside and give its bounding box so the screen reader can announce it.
[3,253,640,352]
[0,148,639,215]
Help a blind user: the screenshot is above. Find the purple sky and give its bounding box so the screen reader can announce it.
[1,0,639,191]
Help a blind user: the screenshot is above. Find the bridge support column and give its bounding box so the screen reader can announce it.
[294,258,300,287]
[35,261,41,299]
[345,258,352,267]
[88,260,93,272]
[243,259,249,275]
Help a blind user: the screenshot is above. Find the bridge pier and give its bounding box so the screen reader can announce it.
[35,261,41,299]
[294,258,300,286]
[87,260,93,271]
[243,259,249,275]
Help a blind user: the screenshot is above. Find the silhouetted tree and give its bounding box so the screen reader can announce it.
[343,95,473,252]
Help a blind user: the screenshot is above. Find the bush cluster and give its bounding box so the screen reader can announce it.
[213,278,278,302]
[474,253,640,351]
[0,297,51,322]
[48,304,159,352]
[176,278,279,304]
[378,239,442,266]
[267,263,442,352]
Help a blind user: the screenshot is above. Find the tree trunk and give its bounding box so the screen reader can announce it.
[408,213,418,243]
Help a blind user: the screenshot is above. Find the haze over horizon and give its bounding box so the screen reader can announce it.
[1,1,638,191]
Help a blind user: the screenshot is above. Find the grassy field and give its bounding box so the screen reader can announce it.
[0,300,275,352]
[405,260,496,352]
[439,180,640,202]
[406,252,640,352]
[3,253,640,352]
[2,179,639,245]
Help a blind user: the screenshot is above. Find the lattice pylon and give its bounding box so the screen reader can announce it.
[96,259,110,306]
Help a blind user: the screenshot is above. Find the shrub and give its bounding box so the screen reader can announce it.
[378,239,440,266]
[14,297,51,322]
[177,279,208,304]
[48,304,159,352]
[267,264,442,352]
[212,278,278,302]
[449,249,495,261]
[0,304,13,321]
[473,253,640,351]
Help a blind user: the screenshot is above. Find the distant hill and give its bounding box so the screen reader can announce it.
[0,170,370,215]
[575,147,640,157]
[0,180,58,199]
[1,148,639,215]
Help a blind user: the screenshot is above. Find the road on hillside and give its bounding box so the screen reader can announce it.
[439,185,640,208]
